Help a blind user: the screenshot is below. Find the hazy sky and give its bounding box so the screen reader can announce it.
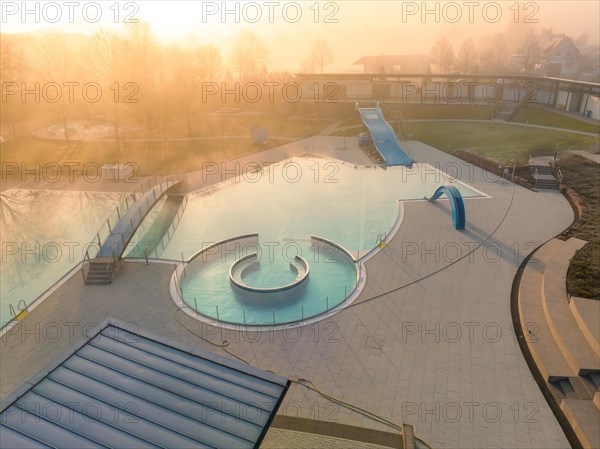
[2,1,599,71]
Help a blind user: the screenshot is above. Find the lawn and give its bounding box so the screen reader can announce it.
[0,136,295,176]
[337,104,498,128]
[511,105,600,134]
[337,121,589,164]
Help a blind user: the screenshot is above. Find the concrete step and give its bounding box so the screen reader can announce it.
[570,376,596,400]
[542,238,599,376]
[536,179,560,189]
[560,398,600,449]
[577,375,600,399]
[84,258,116,285]
[570,297,600,357]
[519,239,576,382]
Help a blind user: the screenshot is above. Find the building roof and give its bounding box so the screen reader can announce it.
[0,319,289,449]
[353,55,430,66]
[542,36,579,56]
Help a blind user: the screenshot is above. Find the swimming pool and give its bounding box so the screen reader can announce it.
[155,156,484,325]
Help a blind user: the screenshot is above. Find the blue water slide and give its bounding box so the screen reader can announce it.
[357,106,412,167]
[425,185,466,230]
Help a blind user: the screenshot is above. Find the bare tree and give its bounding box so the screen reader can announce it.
[36,35,82,142]
[124,22,161,138]
[229,30,267,81]
[0,37,28,140]
[197,44,223,82]
[166,46,199,136]
[457,38,476,73]
[430,37,455,73]
[82,29,130,157]
[492,34,508,69]
[520,31,540,72]
[301,38,334,73]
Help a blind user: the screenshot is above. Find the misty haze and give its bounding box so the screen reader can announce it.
[1,2,599,449]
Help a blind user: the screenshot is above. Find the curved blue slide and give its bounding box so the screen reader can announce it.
[358,106,413,167]
[425,185,466,230]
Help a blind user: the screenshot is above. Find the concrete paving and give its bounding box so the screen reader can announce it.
[0,137,575,448]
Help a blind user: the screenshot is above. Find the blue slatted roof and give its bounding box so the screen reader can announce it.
[0,320,288,449]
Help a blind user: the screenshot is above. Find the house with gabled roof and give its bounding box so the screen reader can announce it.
[539,34,580,76]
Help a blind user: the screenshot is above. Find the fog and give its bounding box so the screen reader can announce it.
[2,1,599,71]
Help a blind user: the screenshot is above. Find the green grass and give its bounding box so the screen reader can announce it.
[0,136,294,176]
[388,104,498,120]
[511,105,600,134]
[409,122,589,164]
[337,121,589,165]
[337,104,497,129]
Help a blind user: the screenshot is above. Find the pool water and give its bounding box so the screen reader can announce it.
[162,158,482,260]
[241,259,297,288]
[0,190,124,327]
[182,240,357,325]
[166,157,483,325]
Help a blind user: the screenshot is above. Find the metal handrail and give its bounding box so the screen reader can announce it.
[153,195,189,259]
[86,173,186,263]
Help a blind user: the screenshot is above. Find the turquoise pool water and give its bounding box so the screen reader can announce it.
[182,240,357,325]
[164,158,483,325]
[162,159,482,260]
[0,190,124,327]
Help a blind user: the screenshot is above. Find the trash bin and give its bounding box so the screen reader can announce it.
[584,110,592,118]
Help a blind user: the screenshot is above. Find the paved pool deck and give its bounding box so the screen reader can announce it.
[0,137,575,448]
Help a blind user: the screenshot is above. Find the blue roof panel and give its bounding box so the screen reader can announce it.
[0,321,289,449]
